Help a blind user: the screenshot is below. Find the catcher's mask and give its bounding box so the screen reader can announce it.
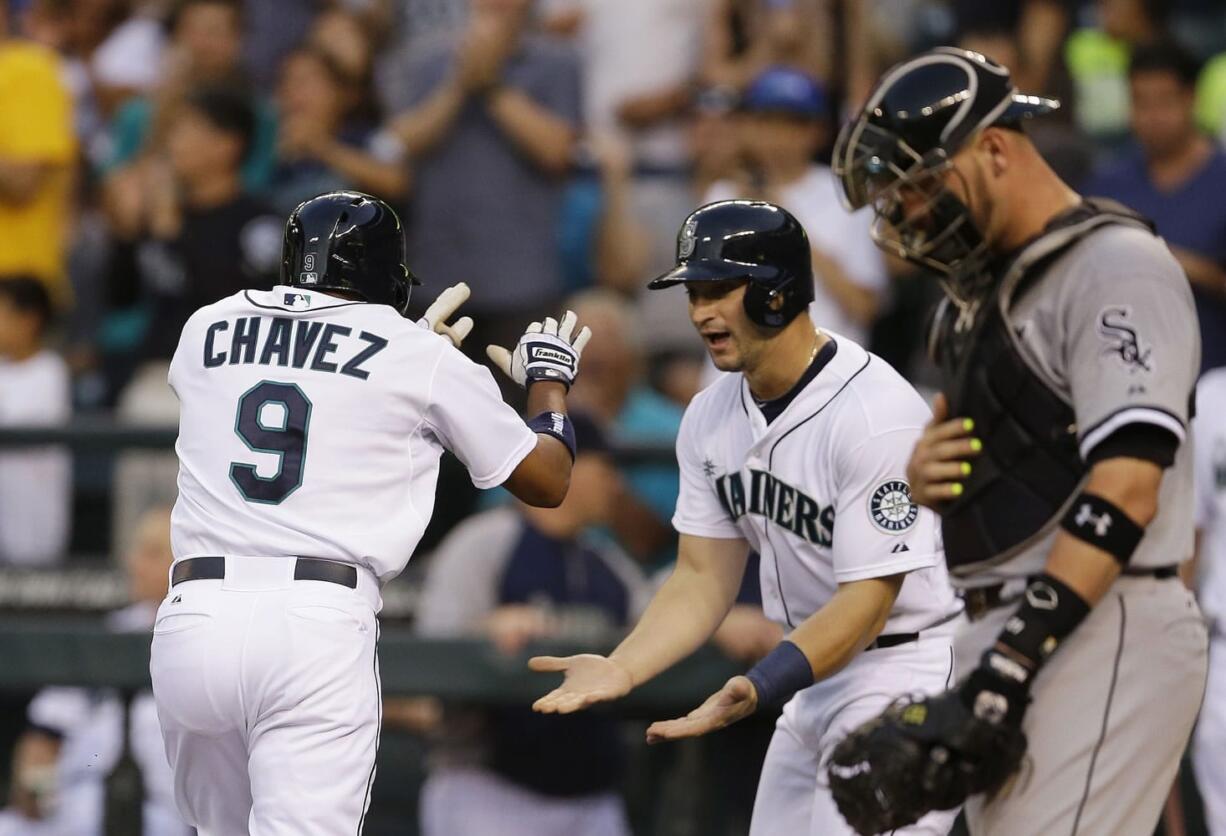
[833,47,1058,299]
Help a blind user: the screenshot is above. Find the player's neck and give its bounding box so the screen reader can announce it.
[743,321,826,402]
[993,167,1081,254]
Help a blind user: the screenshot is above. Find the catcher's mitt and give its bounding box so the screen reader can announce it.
[826,692,1027,836]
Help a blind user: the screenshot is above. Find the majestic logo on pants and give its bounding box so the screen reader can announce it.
[869,480,918,533]
[714,469,835,546]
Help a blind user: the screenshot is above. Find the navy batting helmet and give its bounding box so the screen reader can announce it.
[281,191,420,315]
[832,47,1058,284]
[648,200,814,329]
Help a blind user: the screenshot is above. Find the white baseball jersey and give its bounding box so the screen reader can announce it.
[1195,368,1226,624]
[168,286,538,583]
[673,333,959,634]
[1193,369,1226,836]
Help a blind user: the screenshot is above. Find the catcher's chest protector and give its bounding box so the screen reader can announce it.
[931,200,1155,574]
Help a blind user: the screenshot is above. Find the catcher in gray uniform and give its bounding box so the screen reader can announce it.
[824,47,1209,836]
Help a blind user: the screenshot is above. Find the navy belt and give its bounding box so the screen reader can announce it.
[171,556,358,589]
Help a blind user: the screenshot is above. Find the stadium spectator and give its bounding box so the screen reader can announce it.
[1083,41,1226,372]
[385,0,581,357]
[701,0,832,93]
[415,413,646,836]
[0,507,190,836]
[110,85,281,367]
[268,47,408,215]
[566,289,682,565]
[101,0,276,191]
[0,278,70,567]
[703,67,888,347]
[0,6,75,306]
[568,0,708,269]
[1064,0,1172,142]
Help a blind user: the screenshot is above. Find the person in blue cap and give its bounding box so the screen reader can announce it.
[700,66,888,354]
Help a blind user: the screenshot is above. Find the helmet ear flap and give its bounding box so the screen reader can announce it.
[744,280,788,328]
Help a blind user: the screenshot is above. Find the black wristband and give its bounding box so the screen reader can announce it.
[1060,492,1145,565]
[745,640,813,709]
[526,411,576,461]
[996,572,1091,675]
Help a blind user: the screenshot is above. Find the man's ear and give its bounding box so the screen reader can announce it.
[978,127,1012,178]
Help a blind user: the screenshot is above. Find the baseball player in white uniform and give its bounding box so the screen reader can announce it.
[148,191,592,835]
[529,200,962,836]
[1194,367,1226,836]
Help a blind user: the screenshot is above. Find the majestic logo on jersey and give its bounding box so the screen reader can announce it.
[714,468,835,546]
[678,216,699,258]
[284,292,312,310]
[868,479,918,533]
[1097,306,1152,374]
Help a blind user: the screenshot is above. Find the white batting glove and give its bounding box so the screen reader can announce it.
[416,282,475,347]
[486,310,592,389]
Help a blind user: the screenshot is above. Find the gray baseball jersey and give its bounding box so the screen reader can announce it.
[968,222,1199,584]
[948,215,1209,835]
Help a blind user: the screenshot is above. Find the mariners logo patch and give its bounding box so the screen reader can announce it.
[678,216,699,258]
[869,479,918,533]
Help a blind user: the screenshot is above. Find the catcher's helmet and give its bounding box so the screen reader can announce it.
[281,190,419,315]
[648,200,814,328]
[832,48,1058,284]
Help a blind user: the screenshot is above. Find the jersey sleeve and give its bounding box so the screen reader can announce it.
[831,426,939,582]
[424,342,538,489]
[670,401,744,540]
[1063,237,1199,460]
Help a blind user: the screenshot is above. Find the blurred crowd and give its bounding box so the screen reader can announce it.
[1,0,1226,566]
[2,0,1226,833]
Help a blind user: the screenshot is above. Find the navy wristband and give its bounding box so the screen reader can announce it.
[526,411,576,461]
[745,640,813,709]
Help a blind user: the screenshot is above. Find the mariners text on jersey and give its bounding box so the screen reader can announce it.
[201,315,389,379]
[715,468,836,546]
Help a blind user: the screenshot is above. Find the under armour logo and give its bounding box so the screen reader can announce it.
[1074,503,1112,537]
[702,458,717,478]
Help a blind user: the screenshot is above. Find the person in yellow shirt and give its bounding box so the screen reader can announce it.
[0,7,74,305]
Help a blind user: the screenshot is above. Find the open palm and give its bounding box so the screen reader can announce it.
[645,675,758,743]
[530,654,634,714]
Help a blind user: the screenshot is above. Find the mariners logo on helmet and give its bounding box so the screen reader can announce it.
[869,480,918,533]
[678,216,699,258]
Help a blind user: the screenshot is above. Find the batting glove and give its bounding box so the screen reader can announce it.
[487,310,592,390]
[417,282,475,347]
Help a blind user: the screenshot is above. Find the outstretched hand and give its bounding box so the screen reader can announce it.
[645,675,758,744]
[529,654,633,714]
[417,282,474,347]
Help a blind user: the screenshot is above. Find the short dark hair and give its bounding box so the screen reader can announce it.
[0,276,53,330]
[183,85,256,158]
[1128,40,1202,89]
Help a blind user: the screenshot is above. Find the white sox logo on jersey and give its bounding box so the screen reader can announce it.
[868,479,918,533]
[714,468,835,546]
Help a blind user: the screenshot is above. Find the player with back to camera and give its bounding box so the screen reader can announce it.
[530,199,963,836]
[147,190,591,835]
[825,47,1208,836]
